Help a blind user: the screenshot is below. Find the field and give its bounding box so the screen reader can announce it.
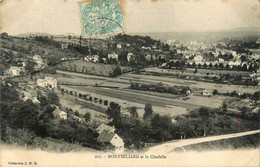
[145,67,252,76]
[59,85,188,117]
[56,66,259,119]
[58,60,133,76]
[121,73,258,94]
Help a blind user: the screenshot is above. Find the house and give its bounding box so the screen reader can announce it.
[53,108,67,120]
[117,43,122,49]
[61,43,68,50]
[194,55,203,63]
[160,63,168,68]
[202,89,212,96]
[252,107,259,113]
[186,90,191,96]
[228,60,241,67]
[96,123,115,134]
[145,54,152,61]
[22,91,40,104]
[84,55,99,63]
[127,53,134,62]
[141,46,151,50]
[97,130,124,150]
[108,53,118,60]
[37,77,57,89]
[72,115,85,123]
[33,55,44,69]
[9,66,21,76]
[218,58,224,63]
[101,58,107,63]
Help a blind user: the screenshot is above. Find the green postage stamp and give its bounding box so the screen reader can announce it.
[78,0,124,37]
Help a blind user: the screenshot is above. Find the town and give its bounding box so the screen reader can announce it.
[0,31,259,153]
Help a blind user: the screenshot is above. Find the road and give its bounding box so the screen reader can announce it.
[147,129,260,154]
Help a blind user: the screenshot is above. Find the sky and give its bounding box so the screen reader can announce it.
[1,0,260,35]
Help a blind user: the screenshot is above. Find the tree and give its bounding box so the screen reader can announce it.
[106,102,122,128]
[104,100,108,106]
[253,91,260,101]
[25,61,37,73]
[212,89,219,95]
[130,106,138,118]
[84,113,91,123]
[112,65,122,77]
[242,64,248,71]
[222,102,228,113]
[219,63,224,69]
[225,64,230,70]
[75,111,80,116]
[94,97,98,103]
[203,63,208,68]
[193,68,198,73]
[46,91,60,106]
[143,103,153,119]
[11,100,39,131]
[197,107,214,136]
[248,64,254,72]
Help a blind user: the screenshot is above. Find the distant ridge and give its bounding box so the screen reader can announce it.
[130,27,260,42]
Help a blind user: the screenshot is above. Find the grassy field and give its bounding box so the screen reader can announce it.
[122,73,258,94]
[60,85,188,117]
[67,86,221,111]
[58,60,133,76]
[55,70,255,116]
[145,67,252,76]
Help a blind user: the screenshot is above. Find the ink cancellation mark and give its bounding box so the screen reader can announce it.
[78,0,124,37]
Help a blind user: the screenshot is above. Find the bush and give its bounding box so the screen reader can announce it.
[212,89,219,95]
[4,127,36,146]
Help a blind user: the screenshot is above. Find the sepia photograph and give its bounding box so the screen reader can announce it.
[0,0,260,166]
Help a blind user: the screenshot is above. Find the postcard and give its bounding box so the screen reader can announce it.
[0,0,260,166]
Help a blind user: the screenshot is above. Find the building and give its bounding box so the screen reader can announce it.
[61,43,68,50]
[194,55,203,63]
[117,43,122,49]
[108,53,119,60]
[97,130,124,150]
[127,53,134,62]
[145,54,152,61]
[96,123,115,134]
[218,58,224,63]
[252,107,259,113]
[141,46,151,50]
[228,60,241,67]
[33,55,44,70]
[53,108,67,120]
[202,89,212,96]
[84,55,99,63]
[9,66,21,76]
[37,77,57,89]
[160,63,168,68]
[72,115,85,123]
[22,91,40,104]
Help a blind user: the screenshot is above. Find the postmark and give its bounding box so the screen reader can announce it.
[78,0,124,37]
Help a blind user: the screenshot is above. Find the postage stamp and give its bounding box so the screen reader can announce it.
[78,0,124,37]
